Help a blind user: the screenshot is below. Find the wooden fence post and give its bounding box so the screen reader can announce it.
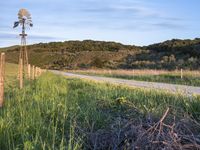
[0,53,5,107]
[35,67,38,78]
[38,67,40,77]
[39,68,42,76]
[32,65,35,80]
[28,64,31,79]
[181,69,183,79]
[19,58,23,89]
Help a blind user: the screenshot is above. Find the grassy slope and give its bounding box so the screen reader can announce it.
[1,38,200,70]
[1,40,140,70]
[1,72,200,149]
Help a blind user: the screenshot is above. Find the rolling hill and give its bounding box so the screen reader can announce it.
[1,38,200,70]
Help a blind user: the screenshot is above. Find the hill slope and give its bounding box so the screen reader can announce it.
[1,39,200,70]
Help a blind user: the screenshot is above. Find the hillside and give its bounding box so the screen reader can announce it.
[118,38,200,70]
[1,38,200,70]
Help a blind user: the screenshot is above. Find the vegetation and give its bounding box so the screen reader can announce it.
[138,38,200,70]
[1,69,200,149]
[1,38,200,70]
[4,63,18,86]
[69,69,200,86]
[0,40,140,70]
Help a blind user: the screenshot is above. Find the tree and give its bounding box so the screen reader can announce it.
[91,58,104,68]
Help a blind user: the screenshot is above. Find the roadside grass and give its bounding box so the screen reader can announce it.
[101,73,200,87]
[4,63,33,88]
[1,71,200,149]
[68,69,200,86]
[4,63,18,87]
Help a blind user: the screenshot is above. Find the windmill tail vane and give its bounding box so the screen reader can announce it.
[13,21,19,28]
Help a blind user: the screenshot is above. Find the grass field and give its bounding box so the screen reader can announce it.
[4,63,18,86]
[69,69,200,87]
[1,65,200,149]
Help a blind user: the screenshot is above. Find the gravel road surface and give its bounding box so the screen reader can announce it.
[52,70,200,95]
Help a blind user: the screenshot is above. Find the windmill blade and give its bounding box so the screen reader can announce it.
[27,17,32,21]
[18,13,23,18]
[26,13,31,18]
[15,8,33,28]
[18,20,24,26]
[18,9,31,19]
[13,21,19,28]
[27,18,32,23]
[18,13,24,20]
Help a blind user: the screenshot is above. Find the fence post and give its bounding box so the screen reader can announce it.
[19,58,23,89]
[32,65,35,80]
[39,68,42,76]
[28,64,31,79]
[37,67,40,77]
[0,53,5,107]
[35,67,38,78]
[38,68,40,76]
[181,69,183,79]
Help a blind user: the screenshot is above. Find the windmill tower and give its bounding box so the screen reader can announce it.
[13,9,33,88]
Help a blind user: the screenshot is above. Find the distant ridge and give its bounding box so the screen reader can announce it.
[1,38,200,70]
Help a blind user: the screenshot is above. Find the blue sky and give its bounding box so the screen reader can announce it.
[0,0,199,47]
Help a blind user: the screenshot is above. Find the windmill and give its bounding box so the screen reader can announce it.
[13,9,33,88]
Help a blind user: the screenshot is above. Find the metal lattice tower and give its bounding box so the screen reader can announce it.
[19,18,29,69]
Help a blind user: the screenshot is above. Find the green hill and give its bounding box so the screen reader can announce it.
[1,39,200,70]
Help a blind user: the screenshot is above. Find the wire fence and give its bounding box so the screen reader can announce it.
[0,53,46,107]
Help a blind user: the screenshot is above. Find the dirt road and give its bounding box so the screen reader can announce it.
[52,71,200,95]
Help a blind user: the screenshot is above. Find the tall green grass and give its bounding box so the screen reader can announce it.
[1,73,82,150]
[0,72,200,149]
[110,74,200,87]
[73,71,200,86]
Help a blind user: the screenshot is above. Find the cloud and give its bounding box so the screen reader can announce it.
[0,31,57,47]
[0,0,197,47]
[71,0,184,31]
[29,35,56,40]
[152,22,186,30]
[81,5,143,13]
[0,32,55,40]
[81,3,158,19]
[0,33,15,39]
